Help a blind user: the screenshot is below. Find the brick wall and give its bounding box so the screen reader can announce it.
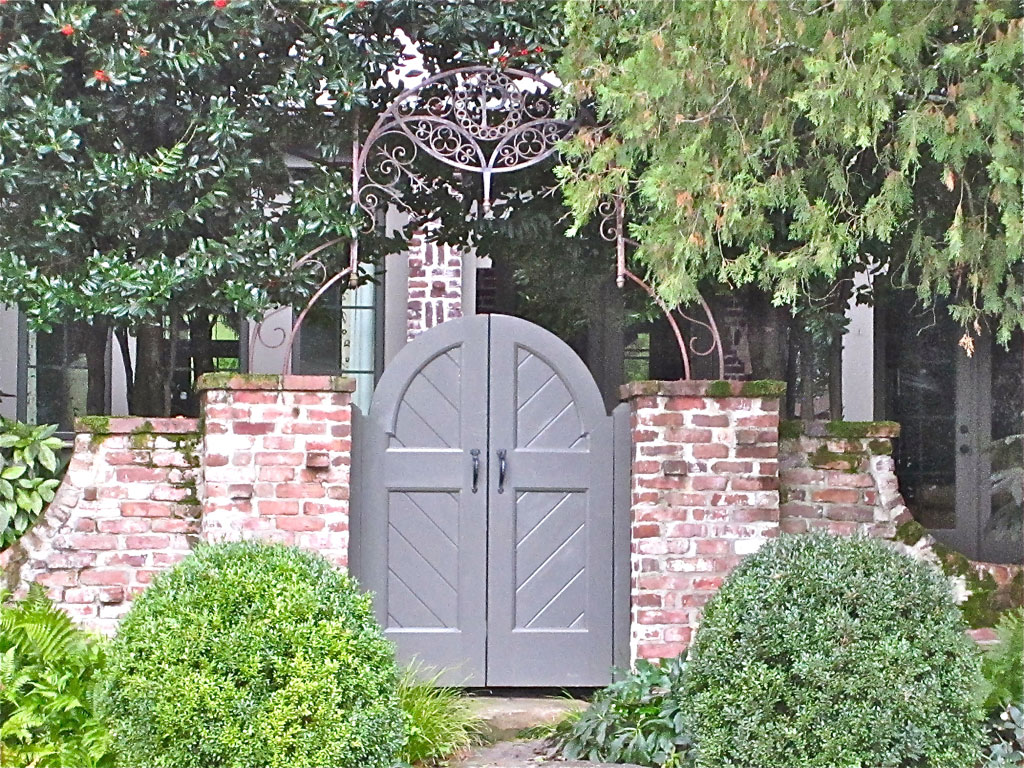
[198,374,353,569]
[779,420,907,538]
[3,371,1017,651]
[622,380,785,660]
[1,375,353,634]
[406,233,462,340]
[0,417,201,632]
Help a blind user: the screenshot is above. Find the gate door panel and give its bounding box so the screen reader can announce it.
[355,314,618,686]
[357,318,489,686]
[485,316,614,686]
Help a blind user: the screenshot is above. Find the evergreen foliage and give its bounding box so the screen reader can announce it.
[684,532,984,767]
[557,656,694,767]
[0,419,65,549]
[0,585,114,768]
[100,541,405,768]
[559,0,1024,341]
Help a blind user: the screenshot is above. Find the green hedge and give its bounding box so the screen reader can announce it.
[100,541,406,768]
[685,532,984,768]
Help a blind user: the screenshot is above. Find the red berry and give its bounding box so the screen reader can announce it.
[213,0,228,7]
[499,55,509,63]
[94,69,110,82]
[519,48,528,55]
[60,23,74,36]
[535,45,543,52]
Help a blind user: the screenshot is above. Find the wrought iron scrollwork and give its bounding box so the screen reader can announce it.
[356,66,575,218]
[251,64,722,380]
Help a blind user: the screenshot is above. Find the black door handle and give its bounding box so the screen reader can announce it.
[470,449,480,493]
[497,449,507,494]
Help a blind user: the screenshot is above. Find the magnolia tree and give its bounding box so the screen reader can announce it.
[557,0,1023,397]
[0,0,562,415]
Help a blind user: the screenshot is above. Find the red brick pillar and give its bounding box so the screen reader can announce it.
[407,233,463,341]
[622,380,785,661]
[197,374,353,568]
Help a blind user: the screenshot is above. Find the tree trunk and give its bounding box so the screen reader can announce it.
[747,288,788,380]
[828,328,844,420]
[784,315,799,419]
[115,328,134,411]
[83,321,109,415]
[799,324,816,420]
[190,312,215,380]
[134,323,168,416]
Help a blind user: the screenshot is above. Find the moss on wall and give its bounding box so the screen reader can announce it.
[893,519,1020,628]
[738,380,787,398]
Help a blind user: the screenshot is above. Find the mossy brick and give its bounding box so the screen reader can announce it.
[621,379,785,400]
[824,420,901,439]
[196,372,355,392]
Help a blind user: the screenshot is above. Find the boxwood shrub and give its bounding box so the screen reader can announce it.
[100,541,405,768]
[685,532,984,768]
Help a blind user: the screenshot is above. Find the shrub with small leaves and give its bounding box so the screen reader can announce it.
[0,585,114,768]
[558,655,694,768]
[685,532,984,768]
[100,541,406,768]
[0,419,65,549]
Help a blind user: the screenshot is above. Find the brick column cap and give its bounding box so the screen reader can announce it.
[75,416,200,435]
[195,373,356,393]
[620,379,786,400]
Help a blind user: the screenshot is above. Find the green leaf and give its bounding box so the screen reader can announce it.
[1,465,26,480]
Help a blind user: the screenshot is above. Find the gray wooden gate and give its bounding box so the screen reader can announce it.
[352,314,629,686]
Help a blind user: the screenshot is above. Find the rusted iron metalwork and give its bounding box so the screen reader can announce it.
[259,64,722,379]
[598,196,725,379]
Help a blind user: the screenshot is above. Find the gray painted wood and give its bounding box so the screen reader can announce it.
[611,402,632,676]
[485,316,615,686]
[354,314,623,686]
[356,316,489,686]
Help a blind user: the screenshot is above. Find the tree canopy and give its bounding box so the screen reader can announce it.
[0,0,563,413]
[0,0,562,330]
[558,0,1024,342]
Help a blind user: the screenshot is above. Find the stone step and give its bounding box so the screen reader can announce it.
[466,695,587,742]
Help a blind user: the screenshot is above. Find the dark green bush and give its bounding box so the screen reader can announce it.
[557,656,694,767]
[685,532,984,768]
[100,541,406,768]
[0,585,114,768]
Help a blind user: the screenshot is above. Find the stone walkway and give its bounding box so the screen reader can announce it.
[451,738,644,768]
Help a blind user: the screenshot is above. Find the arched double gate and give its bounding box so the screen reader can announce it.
[352,315,631,686]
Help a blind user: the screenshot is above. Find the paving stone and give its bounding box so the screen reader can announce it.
[451,738,644,768]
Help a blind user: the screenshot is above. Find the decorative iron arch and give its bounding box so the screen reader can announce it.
[265,65,723,379]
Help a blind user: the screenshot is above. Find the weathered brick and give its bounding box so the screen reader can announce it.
[79,569,131,586]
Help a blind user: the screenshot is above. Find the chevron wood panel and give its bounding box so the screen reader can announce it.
[513,490,588,630]
[387,490,460,629]
[391,348,462,449]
